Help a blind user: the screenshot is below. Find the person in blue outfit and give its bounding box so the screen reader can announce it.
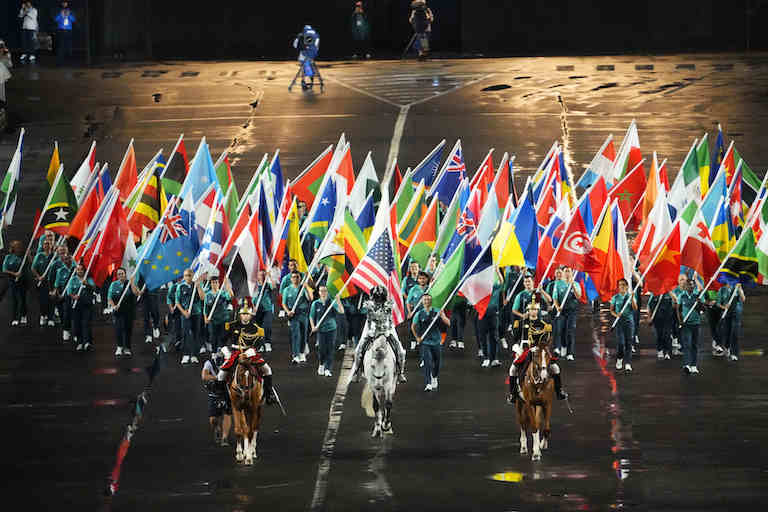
[478,277,502,368]
[610,278,637,373]
[54,1,75,65]
[52,250,74,341]
[283,270,314,364]
[310,285,344,378]
[716,282,745,362]
[412,293,450,392]
[31,238,55,327]
[203,274,233,353]
[3,240,28,326]
[108,267,141,357]
[66,262,95,352]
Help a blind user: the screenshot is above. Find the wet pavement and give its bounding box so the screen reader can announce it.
[2,55,768,511]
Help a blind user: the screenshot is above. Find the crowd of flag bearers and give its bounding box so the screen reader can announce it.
[0,121,763,385]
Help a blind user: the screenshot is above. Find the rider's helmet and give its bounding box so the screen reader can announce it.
[372,285,388,304]
[239,305,253,316]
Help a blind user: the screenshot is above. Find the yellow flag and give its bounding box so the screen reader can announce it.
[492,221,524,267]
[46,142,61,187]
[287,201,308,273]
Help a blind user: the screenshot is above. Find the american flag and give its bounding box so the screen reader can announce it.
[350,226,405,325]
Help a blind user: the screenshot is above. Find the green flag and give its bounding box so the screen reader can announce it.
[427,239,465,311]
[720,228,759,285]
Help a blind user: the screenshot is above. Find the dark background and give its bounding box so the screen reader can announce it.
[3,0,768,60]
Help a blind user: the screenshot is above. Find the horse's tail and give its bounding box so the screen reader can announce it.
[361,381,375,418]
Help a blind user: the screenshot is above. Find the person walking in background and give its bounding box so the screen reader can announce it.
[412,293,450,392]
[19,2,39,64]
[350,1,371,59]
[3,240,28,327]
[409,0,434,60]
[717,282,745,362]
[54,1,75,65]
[30,238,54,327]
[310,285,344,377]
[610,278,637,373]
[0,40,12,107]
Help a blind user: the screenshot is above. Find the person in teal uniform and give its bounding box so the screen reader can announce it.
[108,267,141,357]
[412,293,450,392]
[610,278,637,373]
[166,278,183,351]
[405,271,430,350]
[716,282,745,361]
[282,270,314,364]
[52,251,74,341]
[31,238,55,327]
[66,263,95,352]
[552,267,581,360]
[310,285,345,377]
[253,269,275,353]
[3,240,28,326]
[478,276,503,368]
[673,276,705,374]
[647,290,676,360]
[175,269,202,365]
[203,274,233,353]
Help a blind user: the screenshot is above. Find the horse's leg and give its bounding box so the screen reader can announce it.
[383,399,393,434]
[371,394,381,437]
[531,406,543,461]
[243,431,252,465]
[517,403,528,455]
[235,436,244,463]
[542,400,552,451]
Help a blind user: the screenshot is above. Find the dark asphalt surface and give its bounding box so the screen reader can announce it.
[2,55,768,511]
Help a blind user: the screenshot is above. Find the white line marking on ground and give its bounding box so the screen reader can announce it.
[325,76,402,108]
[309,347,355,511]
[138,114,359,123]
[386,105,410,175]
[406,73,495,106]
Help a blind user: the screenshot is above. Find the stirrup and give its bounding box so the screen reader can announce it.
[556,389,568,400]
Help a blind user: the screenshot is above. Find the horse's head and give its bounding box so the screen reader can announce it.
[529,345,551,385]
[371,335,389,362]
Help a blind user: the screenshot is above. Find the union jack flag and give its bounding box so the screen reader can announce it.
[160,202,188,243]
[434,142,466,204]
[446,146,466,175]
[456,210,477,239]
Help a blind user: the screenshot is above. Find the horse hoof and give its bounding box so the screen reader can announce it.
[520,448,528,455]
[245,458,253,466]
[532,453,541,462]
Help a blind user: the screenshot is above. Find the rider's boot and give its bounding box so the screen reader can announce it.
[508,375,519,403]
[262,374,275,404]
[553,374,568,400]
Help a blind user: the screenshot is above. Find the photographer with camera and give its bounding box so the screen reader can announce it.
[0,41,11,108]
[202,350,232,447]
[19,2,39,64]
[54,1,76,65]
[409,0,434,60]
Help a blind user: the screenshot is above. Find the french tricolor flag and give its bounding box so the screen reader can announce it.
[459,244,496,319]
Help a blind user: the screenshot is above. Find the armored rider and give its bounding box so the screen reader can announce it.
[349,285,407,383]
[507,299,568,402]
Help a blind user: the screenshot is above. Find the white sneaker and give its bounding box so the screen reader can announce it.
[657,350,664,360]
[265,342,272,352]
[672,348,683,356]
[431,376,438,389]
[181,355,190,364]
[40,316,46,327]
[424,383,432,392]
[730,354,738,361]
[624,364,633,372]
[145,335,153,344]
[449,340,457,348]
[62,330,70,341]
[47,320,55,327]
[478,349,485,358]
[318,365,325,376]
[190,356,199,363]
[115,347,123,356]
[491,359,501,367]
[153,327,160,339]
[206,343,213,353]
[566,354,575,361]
[616,358,623,370]
[419,360,424,368]
[690,366,699,374]
[457,341,465,349]
[324,369,332,377]
[11,320,18,327]
[299,353,306,363]
[291,356,299,364]
[410,341,416,350]
[29,55,36,63]
[631,345,637,353]
[84,343,92,351]
[103,308,110,315]
[123,348,133,357]
[337,344,345,351]
[664,353,671,360]
[481,359,490,368]
[20,54,27,62]
[76,343,84,352]
[199,346,207,354]
[501,338,508,349]
[672,338,681,349]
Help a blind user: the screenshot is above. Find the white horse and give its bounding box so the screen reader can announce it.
[361,335,397,437]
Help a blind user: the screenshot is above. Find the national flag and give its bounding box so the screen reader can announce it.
[433,140,466,205]
[406,195,439,269]
[194,184,219,241]
[718,224,759,285]
[238,154,268,217]
[493,182,538,269]
[0,129,24,228]
[124,151,164,213]
[589,200,632,301]
[658,158,670,192]
[668,139,699,214]
[469,150,495,202]
[696,134,710,198]
[411,140,445,192]
[269,152,285,215]
[436,178,468,260]
[68,165,110,240]
[707,127,726,194]
[644,221,682,295]
[475,165,504,247]
[397,180,427,255]
[194,192,230,277]
[128,156,167,242]
[180,138,221,204]
[74,188,118,263]
[256,184,274,268]
[727,161,745,228]
[427,238,465,311]
[756,228,768,283]
[349,152,380,217]
[285,199,308,273]
[70,141,97,205]
[556,151,575,207]
[214,151,234,192]
[700,166,727,228]
[307,178,337,240]
[635,187,673,273]
[679,200,720,284]
[536,182,558,228]
[39,164,79,236]
[552,207,600,273]
[122,235,139,277]
[735,147,763,207]
[114,140,138,204]
[393,164,403,197]
[577,135,616,189]
[335,144,356,196]
[161,134,190,198]
[45,142,61,187]
[85,198,132,287]
[640,152,662,225]
[289,145,333,213]
[355,192,376,242]
[536,201,568,283]
[611,120,641,183]
[138,194,200,291]
[578,175,608,235]
[509,157,519,209]
[607,159,646,230]
[222,181,239,230]
[710,196,736,261]
[338,207,368,269]
[459,243,496,319]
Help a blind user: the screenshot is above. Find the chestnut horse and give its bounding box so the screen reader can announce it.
[228,358,264,465]
[516,343,555,461]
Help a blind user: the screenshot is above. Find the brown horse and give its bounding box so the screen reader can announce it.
[515,342,555,461]
[228,357,264,465]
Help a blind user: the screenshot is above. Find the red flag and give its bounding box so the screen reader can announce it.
[86,202,131,287]
[114,142,138,204]
[553,208,600,272]
[608,160,646,231]
[336,146,355,195]
[290,147,333,210]
[644,222,681,295]
[393,164,403,195]
[469,151,494,202]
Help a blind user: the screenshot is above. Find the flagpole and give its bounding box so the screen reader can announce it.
[648,292,664,323]
[430,139,460,196]
[36,236,66,287]
[0,128,24,222]
[16,164,63,281]
[719,285,741,320]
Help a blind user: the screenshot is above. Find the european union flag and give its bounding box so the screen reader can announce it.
[138,194,200,291]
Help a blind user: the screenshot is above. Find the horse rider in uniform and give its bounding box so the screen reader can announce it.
[349,285,407,383]
[507,299,568,403]
[218,305,276,404]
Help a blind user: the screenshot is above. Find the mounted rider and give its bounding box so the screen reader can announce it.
[349,285,407,383]
[507,298,568,402]
[218,305,276,404]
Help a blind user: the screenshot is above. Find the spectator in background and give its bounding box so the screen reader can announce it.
[350,1,371,59]
[0,40,11,107]
[409,0,434,60]
[19,2,39,64]
[55,1,76,65]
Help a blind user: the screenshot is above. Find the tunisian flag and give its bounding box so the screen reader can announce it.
[608,159,647,231]
[553,208,601,273]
